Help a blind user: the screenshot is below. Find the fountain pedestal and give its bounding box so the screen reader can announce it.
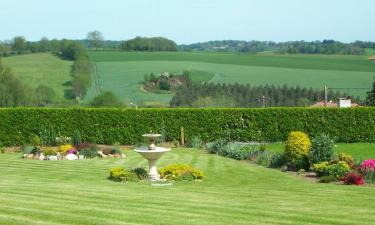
[134,134,170,181]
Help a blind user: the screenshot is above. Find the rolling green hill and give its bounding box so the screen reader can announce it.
[87,51,375,106]
[2,53,73,101]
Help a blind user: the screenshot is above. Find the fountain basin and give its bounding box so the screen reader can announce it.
[135,147,171,181]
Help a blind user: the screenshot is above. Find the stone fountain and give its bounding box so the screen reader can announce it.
[135,134,170,181]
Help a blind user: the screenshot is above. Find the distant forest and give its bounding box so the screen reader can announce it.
[179,40,375,55]
[2,34,375,55]
[170,82,361,108]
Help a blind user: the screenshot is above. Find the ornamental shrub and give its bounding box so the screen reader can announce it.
[359,159,375,172]
[309,133,334,164]
[80,145,99,158]
[109,167,138,182]
[131,167,148,180]
[71,129,82,146]
[58,144,74,155]
[313,161,351,179]
[327,161,351,179]
[285,131,311,170]
[337,153,355,168]
[341,173,365,185]
[319,175,337,183]
[159,164,204,181]
[359,159,375,184]
[43,148,57,156]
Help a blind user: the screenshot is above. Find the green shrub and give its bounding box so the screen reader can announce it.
[131,167,149,180]
[22,145,35,154]
[55,136,71,145]
[313,161,330,176]
[313,161,351,179]
[1,108,375,146]
[285,131,311,170]
[269,152,287,168]
[256,151,275,167]
[109,167,139,182]
[159,164,204,181]
[327,161,351,179]
[309,133,334,164]
[43,148,57,156]
[31,135,41,146]
[188,136,204,149]
[80,145,99,158]
[319,175,337,183]
[71,129,82,146]
[336,153,355,168]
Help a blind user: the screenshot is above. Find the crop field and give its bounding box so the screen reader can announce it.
[1,145,375,225]
[87,52,375,106]
[3,53,73,101]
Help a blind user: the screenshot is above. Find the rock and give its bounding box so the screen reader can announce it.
[23,154,27,159]
[38,153,45,160]
[66,153,78,160]
[108,154,114,158]
[27,154,35,160]
[97,151,106,158]
[48,155,58,160]
[121,154,127,158]
[78,155,85,160]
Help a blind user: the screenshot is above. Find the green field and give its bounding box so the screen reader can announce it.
[1,145,375,225]
[87,52,375,106]
[3,53,73,101]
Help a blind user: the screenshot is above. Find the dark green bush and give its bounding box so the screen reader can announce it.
[0,108,375,146]
[309,133,334,164]
[319,175,337,183]
[71,129,82,146]
[80,145,99,158]
[131,167,149,180]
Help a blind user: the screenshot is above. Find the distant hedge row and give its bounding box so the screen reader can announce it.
[0,108,374,146]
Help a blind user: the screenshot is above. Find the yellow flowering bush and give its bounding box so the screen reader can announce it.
[285,131,311,169]
[58,144,74,155]
[159,164,204,181]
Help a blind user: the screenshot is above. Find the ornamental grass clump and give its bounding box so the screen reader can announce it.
[285,131,311,170]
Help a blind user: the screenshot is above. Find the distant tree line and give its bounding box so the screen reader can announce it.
[120,37,177,51]
[179,40,375,55]
[170,82,359,108]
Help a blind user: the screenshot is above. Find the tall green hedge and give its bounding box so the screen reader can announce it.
[0,108,374,146]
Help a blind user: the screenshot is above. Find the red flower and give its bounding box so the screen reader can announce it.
[341,173,365,185]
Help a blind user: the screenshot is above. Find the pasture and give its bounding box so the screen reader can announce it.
[2,53,73,101]
[1,145,375,225]
[87,52,375,106]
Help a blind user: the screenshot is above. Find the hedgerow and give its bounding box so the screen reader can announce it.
[0,107,374,146]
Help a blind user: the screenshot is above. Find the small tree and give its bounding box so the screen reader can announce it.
[87,31,104,50]
[35,84,56,106]
[12,36,27,54]
[89,91,122,107]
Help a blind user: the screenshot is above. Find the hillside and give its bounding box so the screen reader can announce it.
[2,53,73,101]
[87,51,375,106]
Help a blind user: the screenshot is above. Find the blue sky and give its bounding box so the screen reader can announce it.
[1,0,374,44]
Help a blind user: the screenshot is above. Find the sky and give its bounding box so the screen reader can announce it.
[1,0,374,44]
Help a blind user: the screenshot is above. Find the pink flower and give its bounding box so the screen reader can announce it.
[360,159,375,172]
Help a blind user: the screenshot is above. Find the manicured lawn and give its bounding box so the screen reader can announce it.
[266,143,375,161]
[0,148,375,224]
[2,53,73,101]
